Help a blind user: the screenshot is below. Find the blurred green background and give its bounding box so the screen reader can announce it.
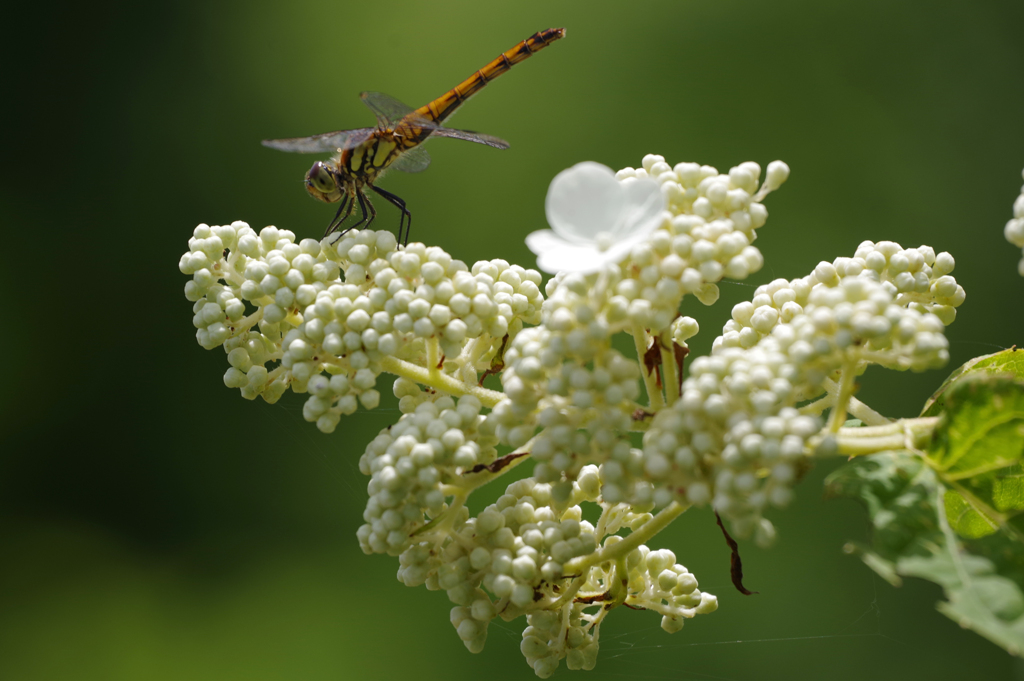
[3,0,1024,679]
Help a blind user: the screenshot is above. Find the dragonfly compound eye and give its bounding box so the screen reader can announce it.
[305,162,337,195]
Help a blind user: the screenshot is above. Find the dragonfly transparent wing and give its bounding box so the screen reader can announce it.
[360,93,507,148]
[390,146,432,174]
[261,127,377,154]
[428,128,509,149]
[360,92,436,129]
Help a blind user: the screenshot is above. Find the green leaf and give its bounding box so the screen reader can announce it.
[826,450,1024,655]
[922,347,1024,417]
[827,364,1024,654]
[925,375,1024,539]
[943,489,998,539]
[825,451,942,568]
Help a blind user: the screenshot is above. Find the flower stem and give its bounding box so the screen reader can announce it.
[547,573,588,611]
[562,501,687,576]
[820,378,890,426]
[831,417,939,456]
[799,393,832,416]
[410,491,468,542]
[846,395,891,426]
[220,257,247,288]
[228,308,264,339]
[427,338,440,375]
[632,324,664,411]
[825,361,859,432]
[379,355,505,408]
[452,437,536,493]
[659,331,680,406]
[456,337,481,383]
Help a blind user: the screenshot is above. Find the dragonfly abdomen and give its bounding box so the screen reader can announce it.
[413,28,566,130]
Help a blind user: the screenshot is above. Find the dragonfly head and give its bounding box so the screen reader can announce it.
[304,161,343,202]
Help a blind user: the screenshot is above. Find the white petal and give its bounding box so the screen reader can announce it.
[527,229,611,274]
[525,229,566,255]
[613,178,666,239]
[545,162,624,244]
[601,239,641,266]
[537,246,616,274]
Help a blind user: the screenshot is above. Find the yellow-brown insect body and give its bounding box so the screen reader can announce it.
[305,133,403,203]
[269,28,567,243]
[340,134,402,185]
[397,28,566,146]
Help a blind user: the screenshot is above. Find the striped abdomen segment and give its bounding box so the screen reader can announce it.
[409,28,566,132]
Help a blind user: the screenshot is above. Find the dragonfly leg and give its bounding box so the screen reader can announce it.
[338,188,376,239]
[364,190,378,229]
[369,184,412,245]
[324,193,353,238]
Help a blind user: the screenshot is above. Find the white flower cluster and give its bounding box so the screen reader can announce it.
[179,223,544,433]
[1005,168,1024,277]
[551,154,786,335]
[635,243,961,540]
[357,395,497,555]
[640,358,821,543]
[398,473,600,618]
[392,467,714,677]
[180,222,337,404]
[181,153,973,678]
[716,241,963,370]
[327,231,544,356]
[488,157,791,502]
[490,325,641,486]
[521,606,600,676]
[520,506,718,677]
[290,233,543,431]
[521,156,786,355]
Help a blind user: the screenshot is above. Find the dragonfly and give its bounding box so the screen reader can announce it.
[263,27,566,245]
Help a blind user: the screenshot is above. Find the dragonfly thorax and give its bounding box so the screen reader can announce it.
[342,133,402,182]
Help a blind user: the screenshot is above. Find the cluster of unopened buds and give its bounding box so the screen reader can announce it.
[181,153,973,677]
[1006,168,1024,277]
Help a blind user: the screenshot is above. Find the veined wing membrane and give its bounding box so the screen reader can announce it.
[361,91,435,129]
[261,128,376,154]
[429,128,509,149]
[360,93,507,148]
[391,146,431,173]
